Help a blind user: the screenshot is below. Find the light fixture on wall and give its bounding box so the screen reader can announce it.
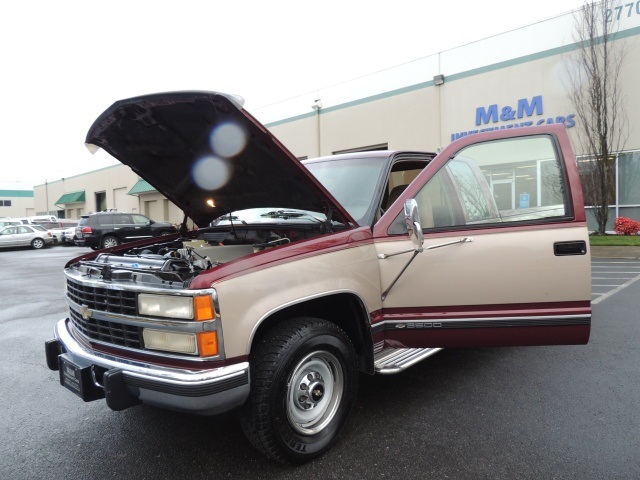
[311,99,322,156]
[433,74,445,86]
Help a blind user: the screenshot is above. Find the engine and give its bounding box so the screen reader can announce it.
[72,246,214,288]
[68,222,323,289]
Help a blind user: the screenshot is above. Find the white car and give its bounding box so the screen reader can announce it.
[0,219,21,228]
[0,224,54,249]
[58,226,77,245]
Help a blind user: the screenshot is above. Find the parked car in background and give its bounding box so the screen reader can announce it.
[59,227,77,245]
[32,220,77,230]
[29,215,59,223]
[33,220,79,245]
[0,219,22,228]
[74,211,177,249]
[0,224,54,249]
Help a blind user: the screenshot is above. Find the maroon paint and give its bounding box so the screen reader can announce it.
[379,301,591,321]
[384,324,590,349]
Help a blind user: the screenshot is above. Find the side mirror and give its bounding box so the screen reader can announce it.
[404,199,424,248]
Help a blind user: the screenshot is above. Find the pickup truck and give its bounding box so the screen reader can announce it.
[45,91,591,464]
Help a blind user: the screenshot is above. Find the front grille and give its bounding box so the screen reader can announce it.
[67,279,137,315]
[70,309,143,349]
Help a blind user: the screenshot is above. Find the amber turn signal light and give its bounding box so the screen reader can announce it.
[197,331,218,357]
[194,295,214,321]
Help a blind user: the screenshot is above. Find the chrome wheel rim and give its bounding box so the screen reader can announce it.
[103,237,118,248]
[286,350,344,435]
[33,239,43,248]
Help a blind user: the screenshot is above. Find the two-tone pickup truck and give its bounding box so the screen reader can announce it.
[45,91,591,463]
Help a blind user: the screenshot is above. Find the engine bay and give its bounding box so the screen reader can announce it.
[68,224,324,289]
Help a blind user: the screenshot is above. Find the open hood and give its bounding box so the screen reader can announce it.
[85,91,355,228]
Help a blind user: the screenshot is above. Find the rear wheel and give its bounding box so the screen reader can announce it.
[31,238,45,249]
[240,317,358,464]
[102,236,119,248]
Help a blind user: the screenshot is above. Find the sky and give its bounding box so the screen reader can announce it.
[1,0,588,188]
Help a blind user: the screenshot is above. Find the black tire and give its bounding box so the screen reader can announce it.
[31,238,45,249]
[240,317,358,464]
[102,236,119,248]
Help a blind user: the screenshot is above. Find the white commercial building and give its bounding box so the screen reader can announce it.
[34,7,640,231]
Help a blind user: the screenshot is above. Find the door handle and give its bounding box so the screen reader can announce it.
[554,241,587,256]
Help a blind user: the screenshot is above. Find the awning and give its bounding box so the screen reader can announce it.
[128,179,157,195]
[55,190,85,205]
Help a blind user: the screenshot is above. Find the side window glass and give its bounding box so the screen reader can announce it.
[414,172,458,228]
[98,214,113,225]
[447,158,499,223]
[120,215,133,224]
[389,135,568,234]
[132,215,149,225]
[18,226,29,234]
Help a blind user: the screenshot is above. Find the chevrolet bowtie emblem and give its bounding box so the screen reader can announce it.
[79,305,93,320]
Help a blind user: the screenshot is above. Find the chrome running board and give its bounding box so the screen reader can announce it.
[374,348,442,375]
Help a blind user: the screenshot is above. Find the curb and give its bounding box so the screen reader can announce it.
[590,246,640,259]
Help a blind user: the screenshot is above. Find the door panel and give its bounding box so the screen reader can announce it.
[372,126,591,349]
[374,226,591,348]
[0,227,17,246]
[131,214,153,239]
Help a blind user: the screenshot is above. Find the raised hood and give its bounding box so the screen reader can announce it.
[85,91,355,227]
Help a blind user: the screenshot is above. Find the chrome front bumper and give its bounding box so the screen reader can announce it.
[47,318,250,415]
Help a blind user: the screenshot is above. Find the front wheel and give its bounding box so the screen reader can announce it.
[240,317,358,464]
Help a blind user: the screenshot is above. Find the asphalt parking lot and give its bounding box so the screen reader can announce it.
[591,259,640,304]
[1,245,639,479]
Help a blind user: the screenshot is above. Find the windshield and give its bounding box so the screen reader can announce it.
[304,157,386,225]
[212,207,327,226]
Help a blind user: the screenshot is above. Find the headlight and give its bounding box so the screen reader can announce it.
[138,292,220,357]
[138,293,216,321]
[143,329,197,354]
[138,294,194,319]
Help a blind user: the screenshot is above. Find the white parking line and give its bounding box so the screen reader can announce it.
[592,268,640,270]
[592,271,640,305]
[591,271,640,274]
[592,260,639,263]
[593,264,640,266]
[592,261,640,263]
[592,263,640,266]
[592,277,635,280]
